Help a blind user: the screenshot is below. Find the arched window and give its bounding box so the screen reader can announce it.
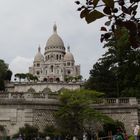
[36,71,40,75]
[43,78,47,82]
[51,65,53,72]
[67,62,70,66]
[56,54,59,60]
[56,78,60,82]
[67,70,71,74]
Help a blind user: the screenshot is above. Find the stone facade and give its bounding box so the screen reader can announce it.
[5,82,81,93]
[0,92,139,137]
[0,99,59,136]
[94,98,139,135]
[29,24,80,82]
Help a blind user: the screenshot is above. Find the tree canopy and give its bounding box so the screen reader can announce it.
[14,73,38,82]
[85,27,140,97]
[76,0,140,97]
[0,59,12,91]
[55,89,113,139]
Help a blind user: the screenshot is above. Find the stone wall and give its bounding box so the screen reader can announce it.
[0,98,59,136]
[5,82,81,93]
[0,92,139,137]
[93,98,139,135]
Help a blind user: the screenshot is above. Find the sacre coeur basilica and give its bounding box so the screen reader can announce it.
[0,24,138,137]
[29,24,80,83]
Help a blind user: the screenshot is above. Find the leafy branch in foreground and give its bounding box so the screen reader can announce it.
[76,0,140,48]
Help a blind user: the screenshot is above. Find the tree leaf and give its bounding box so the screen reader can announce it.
[105,20,111,26]
[80,8,89,18]
[103,6,112,15]
[132,4,138,11]
[92,0,100,7]
[75,1,80,5]
[104,33,111,40]
[113,8,118,13]
[122,6,131,15]
[103,0,114,9]
[124,21,137,35]
[86,10,105,23]
[101,27,107,31]
[100,34,104,42]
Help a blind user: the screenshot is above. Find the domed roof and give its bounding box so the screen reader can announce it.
[64,46,74,61]
[46,24,64,48]
[34,47,44,62]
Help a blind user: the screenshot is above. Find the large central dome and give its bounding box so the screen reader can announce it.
[45,24,65,54]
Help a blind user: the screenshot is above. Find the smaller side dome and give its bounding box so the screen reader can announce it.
[34,46,44,62]
[64,46,74,61]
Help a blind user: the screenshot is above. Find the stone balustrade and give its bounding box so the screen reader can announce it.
[0,92,48,99]
[0,91,139,136]
[0,92,139,105]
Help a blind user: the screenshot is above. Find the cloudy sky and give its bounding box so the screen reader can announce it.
[0,0,106,80]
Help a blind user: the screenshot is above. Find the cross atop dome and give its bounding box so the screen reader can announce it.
[53,23,57,33]
[67,46,70,52]
[38,45,41,52]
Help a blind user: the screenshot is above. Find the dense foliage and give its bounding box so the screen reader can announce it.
[75,0,140,97]
[55,89,113,139]
[0,59,12,91]
[85,27,140,97]
[100,120,125,137]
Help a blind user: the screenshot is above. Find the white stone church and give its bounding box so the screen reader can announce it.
[29,24,80,82]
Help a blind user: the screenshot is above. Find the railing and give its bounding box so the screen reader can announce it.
[106,98,117,104]
[0,92,138,105]
[137,99,140,104]
[119,98,129,104]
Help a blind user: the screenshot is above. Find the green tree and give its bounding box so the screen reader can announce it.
[99,120,125,137]
[15,73,22,82]
[21,73,26,81]
[85,27,140,97]
[15,73,38,82]
[55,89,113,139]
[5,70,12,81]
[75,75,83,82]
[0,59,12,91]
[85,61,117,97]
[26,73,38,82]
